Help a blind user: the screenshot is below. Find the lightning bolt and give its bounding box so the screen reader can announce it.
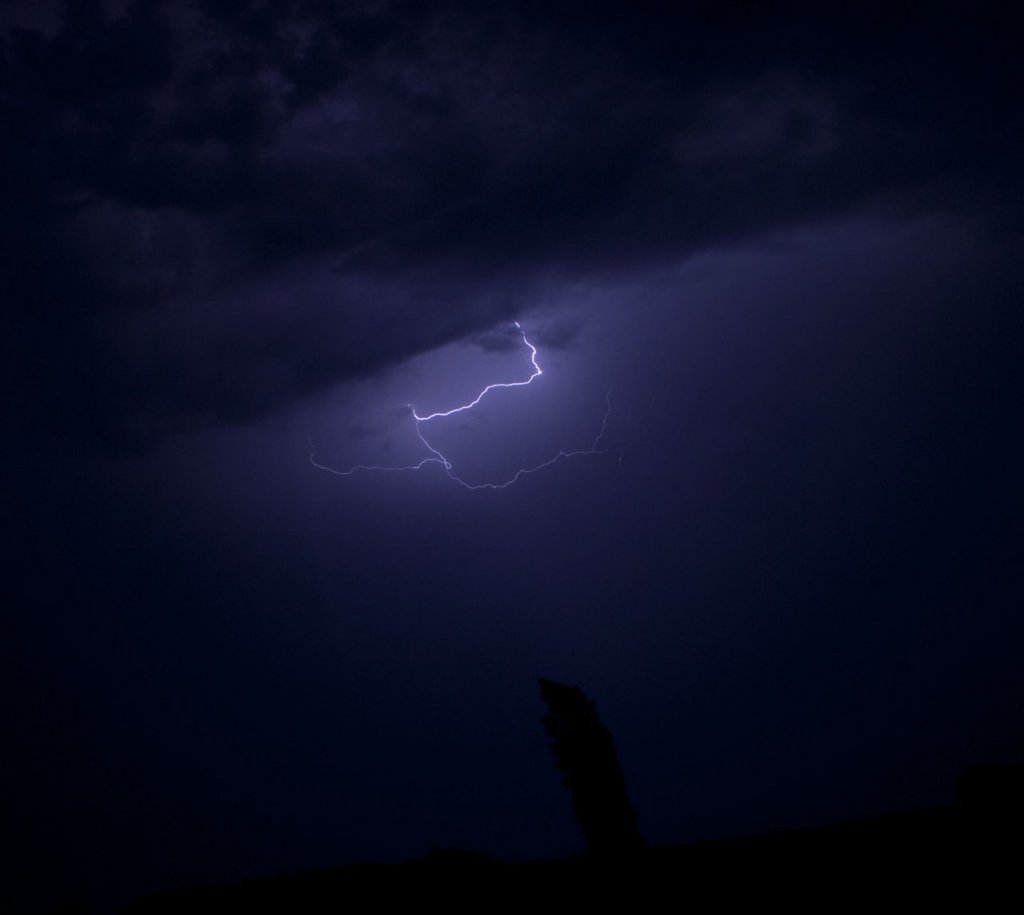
[309,322,619,490]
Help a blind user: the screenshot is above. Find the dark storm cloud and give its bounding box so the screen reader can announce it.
[531,316,584,351]
[471,324,526,354]
[472,316,583,353]
[3,1,1020,447]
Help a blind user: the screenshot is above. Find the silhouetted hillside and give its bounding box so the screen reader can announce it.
[115,692,1024,913]
[117,776,1021,913]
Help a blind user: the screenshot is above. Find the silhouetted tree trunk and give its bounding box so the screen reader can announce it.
[538,678,645,857]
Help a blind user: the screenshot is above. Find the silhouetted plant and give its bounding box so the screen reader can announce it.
[538,678,645,857]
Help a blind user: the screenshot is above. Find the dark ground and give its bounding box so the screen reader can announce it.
[117,796,1021,913]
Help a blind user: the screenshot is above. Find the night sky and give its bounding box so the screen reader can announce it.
[4,2,1023,911]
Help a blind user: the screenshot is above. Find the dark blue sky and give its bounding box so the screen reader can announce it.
[3,3,1023,912]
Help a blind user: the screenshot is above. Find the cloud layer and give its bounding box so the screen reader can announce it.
[3,1,1020,447]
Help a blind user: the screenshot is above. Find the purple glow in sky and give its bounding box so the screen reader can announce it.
[309,321,619,489]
